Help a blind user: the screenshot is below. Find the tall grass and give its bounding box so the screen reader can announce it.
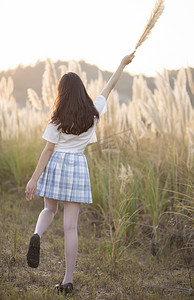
[0,60,193,261]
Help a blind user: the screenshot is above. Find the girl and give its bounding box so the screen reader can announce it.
[25,52,135,295]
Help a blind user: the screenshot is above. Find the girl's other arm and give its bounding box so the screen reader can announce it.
[101,52,135,100]
[25,141,55,200]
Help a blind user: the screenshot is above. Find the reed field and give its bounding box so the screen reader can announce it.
[0,60,193,299]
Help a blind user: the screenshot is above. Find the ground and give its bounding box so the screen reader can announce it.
[0,191,193,300]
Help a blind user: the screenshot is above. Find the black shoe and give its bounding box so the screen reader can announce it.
[27,233,40,268]
[55,282,73,295]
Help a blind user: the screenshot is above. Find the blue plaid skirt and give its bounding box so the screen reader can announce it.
[35,151,92,203]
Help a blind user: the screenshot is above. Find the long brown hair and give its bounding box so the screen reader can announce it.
[50,72,99,135]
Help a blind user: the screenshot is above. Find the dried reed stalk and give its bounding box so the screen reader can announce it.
[134,0,165,51]
[187,66,194,95]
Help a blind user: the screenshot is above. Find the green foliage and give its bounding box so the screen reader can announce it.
[0,134,193,262]
[0,134,43,189]
[136,161,170,236]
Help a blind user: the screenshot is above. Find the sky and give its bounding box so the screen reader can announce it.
[0,0,194,76]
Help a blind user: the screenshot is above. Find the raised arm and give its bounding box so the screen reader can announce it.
[100,52,135,100]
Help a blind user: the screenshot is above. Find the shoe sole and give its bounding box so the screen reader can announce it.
[27,234,40,268]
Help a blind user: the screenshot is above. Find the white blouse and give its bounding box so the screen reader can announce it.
[42,95,107,153]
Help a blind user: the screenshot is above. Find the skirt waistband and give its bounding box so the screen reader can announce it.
[53,151,84,156]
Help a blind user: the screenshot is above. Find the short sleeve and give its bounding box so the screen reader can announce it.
[42,122,59,144]
[94,95,107,117]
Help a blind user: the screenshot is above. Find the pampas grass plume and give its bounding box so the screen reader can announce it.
[134,0,165,51]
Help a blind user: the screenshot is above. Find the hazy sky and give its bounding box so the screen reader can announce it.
[0,0,194,75]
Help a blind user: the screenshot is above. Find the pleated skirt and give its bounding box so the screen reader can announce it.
[35,151,93,203]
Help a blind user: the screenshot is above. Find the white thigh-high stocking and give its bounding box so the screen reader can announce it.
[62,201,80,284]
[34,197,58,238]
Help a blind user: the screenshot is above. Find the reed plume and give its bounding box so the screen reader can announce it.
[134,0,165,51]
[27,88,42,111]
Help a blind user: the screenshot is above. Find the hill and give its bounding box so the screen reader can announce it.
[0,60,193,107]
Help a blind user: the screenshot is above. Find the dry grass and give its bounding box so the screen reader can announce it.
[1,59,194,160]
[0,59,193,298]
[0,191,193,300]
[135,0,165,51]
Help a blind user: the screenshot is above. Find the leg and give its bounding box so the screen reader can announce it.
[62,201,80,284]
[27,197,58,268]
[34,197,58,238]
